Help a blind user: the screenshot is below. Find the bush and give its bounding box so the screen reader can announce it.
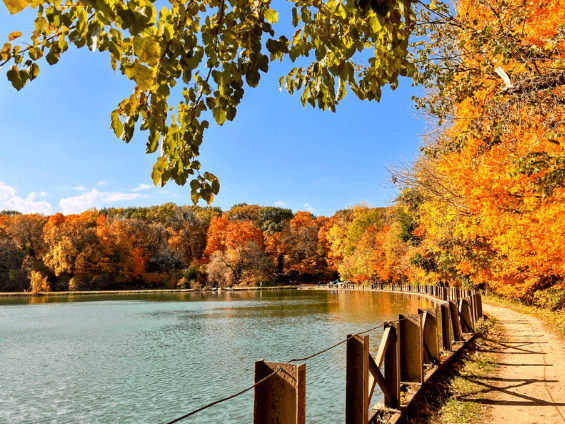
[533,287,565,311]
[30,271,50,293]
[177,277,188,289]
[189,279,202,290]
[68,277,81,291]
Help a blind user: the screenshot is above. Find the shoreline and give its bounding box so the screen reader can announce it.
[0,285,302,297]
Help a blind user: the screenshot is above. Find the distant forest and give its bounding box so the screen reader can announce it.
[1,191,564,307]
[0,202,414,292]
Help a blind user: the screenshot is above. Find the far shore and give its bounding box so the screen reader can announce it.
[0,285,303,297]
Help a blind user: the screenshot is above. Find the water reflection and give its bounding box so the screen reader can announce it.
[0,289,433,423]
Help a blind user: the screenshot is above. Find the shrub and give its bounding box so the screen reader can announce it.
[68,277,81,291]
[30,271,50,293]
[533,287,565,311]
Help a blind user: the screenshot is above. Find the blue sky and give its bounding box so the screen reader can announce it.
[0,4,424,217]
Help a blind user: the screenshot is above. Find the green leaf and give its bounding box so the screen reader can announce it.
[151,156,167,185]
[28,62,40,80]
[204,172,220,194]
[87,23,101,52]
[45,50,59,65]
[110,110,124,138]
[117,8,135,30]
[190,179,200,190]
[146,131,159,153]
[213,107,226,125]
[6,66,23,90]
[264,8,278,24]
[292,7,300,26]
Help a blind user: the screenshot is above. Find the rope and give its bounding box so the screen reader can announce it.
[287,323,386,363]
[164,366,282,424]
[163,291,435,423]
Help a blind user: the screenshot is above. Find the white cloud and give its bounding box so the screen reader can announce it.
[133,183,153,192]
[305,203,315,213]
[38,191,49,197]
[274,201,287,207]
[72,186,86,191]
[103,192,144,202]
[0,181,52,214]
[158,190,179,198]
[0,181,16,201]
[59,189,100,214]
[59,189,148,214]
[97,181,106,186]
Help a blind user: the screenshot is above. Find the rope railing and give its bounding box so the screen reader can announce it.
[165,366,283,424]
[164,283,483,424]
[164,320,402,423]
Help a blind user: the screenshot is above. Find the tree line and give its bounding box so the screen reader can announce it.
[0,202,416,292]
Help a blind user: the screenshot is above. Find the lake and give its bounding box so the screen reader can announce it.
[0,289,433,423]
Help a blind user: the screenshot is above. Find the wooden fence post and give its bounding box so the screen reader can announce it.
[419,309,440,365]
[345,334,369,424]
[440,303,452,351]
[449,300,463,342]
[383,323,400,408]
[253,361,306,424]
[367,322,401,413]
[458,298,474,332]
[399,314,423,383]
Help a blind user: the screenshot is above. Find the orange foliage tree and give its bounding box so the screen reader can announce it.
[393,0,565,299]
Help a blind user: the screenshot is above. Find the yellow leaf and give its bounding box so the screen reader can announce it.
[133,36,161,67]
[124,61,155,91]
[2,0,28,14]
[8,31,22,41]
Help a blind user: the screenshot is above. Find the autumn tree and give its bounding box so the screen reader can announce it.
[336,205,385,282]
[391,0,565,298]
[277,211,329,282]
[205,216,264,255]
[42,210,101,289]
[207,241,274,287]
[2,0,434,202]
[3,213,47,258]
[204,214,273,286]
[167,205,221,266]
[0,237,28,291]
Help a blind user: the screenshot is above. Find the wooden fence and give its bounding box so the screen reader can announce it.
[252,284,483,424]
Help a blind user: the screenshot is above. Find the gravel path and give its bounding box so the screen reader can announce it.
[482,303,565,423]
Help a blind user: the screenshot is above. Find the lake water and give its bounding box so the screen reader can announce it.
[0,289,432,423]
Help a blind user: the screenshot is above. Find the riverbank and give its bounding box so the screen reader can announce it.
[0,285,301,297]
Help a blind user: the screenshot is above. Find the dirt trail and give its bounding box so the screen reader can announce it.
[481,303,565,423]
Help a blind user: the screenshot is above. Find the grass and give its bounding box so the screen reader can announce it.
[403,316,502,424]
[484,293,565,341]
